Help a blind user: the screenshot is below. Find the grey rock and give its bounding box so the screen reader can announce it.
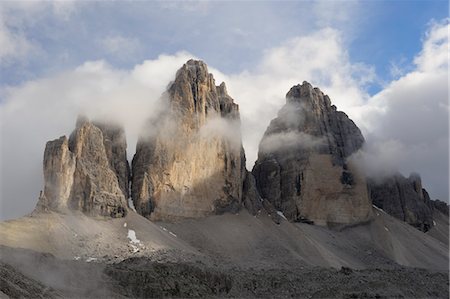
[368,173,434,232]
[94,122,130,199]
[252,82,372,226]
[423,189,449,216]
[242,172,263,216]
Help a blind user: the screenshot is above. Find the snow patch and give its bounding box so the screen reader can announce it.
[277,211,287,220]
[127,229,144,253]
[123,222,127,228]
[127,229,141,244]
[86,257,97,262]
[73,256,80,260]
[384,226,389,231]
[433,220,436,226]
[128,197,137,212]
[372,205,386,214]
[160,226,177,237]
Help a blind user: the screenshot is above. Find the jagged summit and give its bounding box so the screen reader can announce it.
[131,60,246,220]
[36,116,129,218]
[253,82,372,226]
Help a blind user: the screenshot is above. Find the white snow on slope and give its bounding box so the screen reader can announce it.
[128,197,137,212]
[127,229,141,244]
[277,211,287,220]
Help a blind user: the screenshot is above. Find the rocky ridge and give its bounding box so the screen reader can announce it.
[369,172,447,232]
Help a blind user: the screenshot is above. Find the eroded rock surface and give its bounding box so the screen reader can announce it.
[131,60,246,220]
[36,117,128,218]
[368,173,446,232]
[253,82,372,226]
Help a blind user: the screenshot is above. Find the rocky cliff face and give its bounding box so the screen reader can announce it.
[36,117,129,217]
[131,60,246,220]
[253,82,372,226]
[368,173,446,232]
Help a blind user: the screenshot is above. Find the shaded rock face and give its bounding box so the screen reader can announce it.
[423,189,449,216]
[252,82,372,226]
[131,60,246,220]
[36,117,129,218]
[94,122,130,199]
[242,172,263,216]
[368,173,441,232]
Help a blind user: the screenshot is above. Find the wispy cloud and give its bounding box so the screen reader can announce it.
[98,35,143,59]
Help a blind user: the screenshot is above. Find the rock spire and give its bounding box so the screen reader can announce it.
[252,82,372,226]
[131,60,246,220]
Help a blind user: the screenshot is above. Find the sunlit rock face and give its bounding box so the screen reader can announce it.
[252,82,372,226]
[36,117,129,218]
[131,60,246,220]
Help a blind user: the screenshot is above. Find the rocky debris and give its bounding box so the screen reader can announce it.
[131,60,246,220]
[368,173,434,232]
[261,199,282,224]
[2,246,448,299]
[36,117,128,218]
[0,262,61,298]
[105,257,449,299]
[253,82,372,226]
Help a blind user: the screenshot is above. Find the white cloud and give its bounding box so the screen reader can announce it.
[355,19,449,201]
[99,35,142,58]
[0,14,35,64]
[208,28,375,169]
[312,0,360,29]
[259,131,325,154]
[0,1,77,65]
[414,19,449,72]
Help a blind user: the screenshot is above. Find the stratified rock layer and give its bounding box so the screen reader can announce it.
[253,82,372,226]
[36,117,129,217]
[131,60,245,220]
[368,173,440,232]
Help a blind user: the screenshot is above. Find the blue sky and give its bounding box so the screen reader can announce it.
[1,1,447,91]
[0,1,448,219]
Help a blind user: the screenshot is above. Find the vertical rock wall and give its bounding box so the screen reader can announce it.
[36,117,129,218]
[131,60,246,220]
[253,82,372,226]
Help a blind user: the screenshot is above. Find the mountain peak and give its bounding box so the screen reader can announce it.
[253,84,371,226]
[36,116,129,218]
[131,60,245,220]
